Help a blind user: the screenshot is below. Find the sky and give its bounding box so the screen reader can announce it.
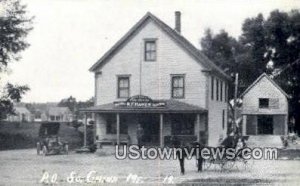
[1,0,299,103]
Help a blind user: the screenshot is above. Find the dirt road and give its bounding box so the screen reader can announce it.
[0,149,299,185]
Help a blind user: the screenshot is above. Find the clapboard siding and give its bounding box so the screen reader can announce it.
[208,75,228,146]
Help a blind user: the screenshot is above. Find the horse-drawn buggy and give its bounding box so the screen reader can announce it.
[170,135,253,174]
[200,135,254,171]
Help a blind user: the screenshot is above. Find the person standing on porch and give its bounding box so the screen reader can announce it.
[288,116,296,133]
[137,123,144,148]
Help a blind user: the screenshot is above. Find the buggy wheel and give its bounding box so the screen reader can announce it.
[203,159,212,170]
[242,158,254,170]
[221,159,235,170]
[42,146,48,156]
[37,143,41,155]
[64,144,69,154]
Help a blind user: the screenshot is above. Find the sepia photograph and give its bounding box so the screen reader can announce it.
[0,0,300,185]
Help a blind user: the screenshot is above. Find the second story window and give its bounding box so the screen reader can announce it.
[171,75,185,98]
[259,98,269,108]
[144,40,156,61]
[117,76,130,98]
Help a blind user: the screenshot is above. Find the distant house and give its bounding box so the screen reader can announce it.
[7,107,33,122]
[47,107,73,122]
[241,73,289,136]
[28,103,73,123]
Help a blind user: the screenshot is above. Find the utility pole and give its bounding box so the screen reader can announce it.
[139,42,142,95]
[231,47,239,135]
[233,73,239,134]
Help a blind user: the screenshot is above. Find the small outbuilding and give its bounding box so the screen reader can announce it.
[241,73,289,136]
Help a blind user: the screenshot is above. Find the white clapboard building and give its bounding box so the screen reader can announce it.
[82,12,231,147]
[241,73,289,136]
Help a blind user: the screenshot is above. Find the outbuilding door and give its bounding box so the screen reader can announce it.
[257,115,273,134]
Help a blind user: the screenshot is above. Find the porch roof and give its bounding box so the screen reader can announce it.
[80,100,207,114]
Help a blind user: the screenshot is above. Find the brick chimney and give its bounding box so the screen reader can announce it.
[175,11,181,33]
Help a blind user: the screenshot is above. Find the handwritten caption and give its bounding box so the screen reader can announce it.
[40,171,175,184]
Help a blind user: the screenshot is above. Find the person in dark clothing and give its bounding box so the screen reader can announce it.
[136,124,144,148]
[195,141,205,172]
[171,136,185,174]
[288,117,296,133]
[171,136,204,175]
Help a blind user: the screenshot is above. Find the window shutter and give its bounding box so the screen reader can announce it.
[269,98,279,109]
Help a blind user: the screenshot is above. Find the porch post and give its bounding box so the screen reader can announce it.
[160,113,164,147]
[84,113,87,147]
[255,116,258,135]
[196,114,200,142]
[92,113,96,143]
[116,113,120,145]
[284,114,288,135]
[242,115,247,135]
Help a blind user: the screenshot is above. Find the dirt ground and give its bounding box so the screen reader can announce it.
[0,148,300,186]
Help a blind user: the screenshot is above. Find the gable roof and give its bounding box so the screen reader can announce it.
[89,12,231,80]
[48,107,71,115]
[14,107,31,114]
[240,73,290,98]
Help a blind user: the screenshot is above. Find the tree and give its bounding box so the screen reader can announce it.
[76,97,94,119]
[201,29,237,71]
[263,10,300,134]
[200,29,249,91]
[58,96,77,113]
[240,14,269,75]
[0,0,33,120]
[0,0,33,70]
[0,83,29,119]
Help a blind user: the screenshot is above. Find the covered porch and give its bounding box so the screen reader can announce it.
[81,97,207,147]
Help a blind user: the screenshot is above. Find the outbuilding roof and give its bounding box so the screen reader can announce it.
[240,73,290,98]
[14,107,31,114]
[89,12,231,80]
[81,99,207,114]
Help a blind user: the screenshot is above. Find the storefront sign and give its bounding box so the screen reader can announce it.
[114,95,166,107]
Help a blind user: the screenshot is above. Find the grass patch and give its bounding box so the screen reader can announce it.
[0,121,82,150]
